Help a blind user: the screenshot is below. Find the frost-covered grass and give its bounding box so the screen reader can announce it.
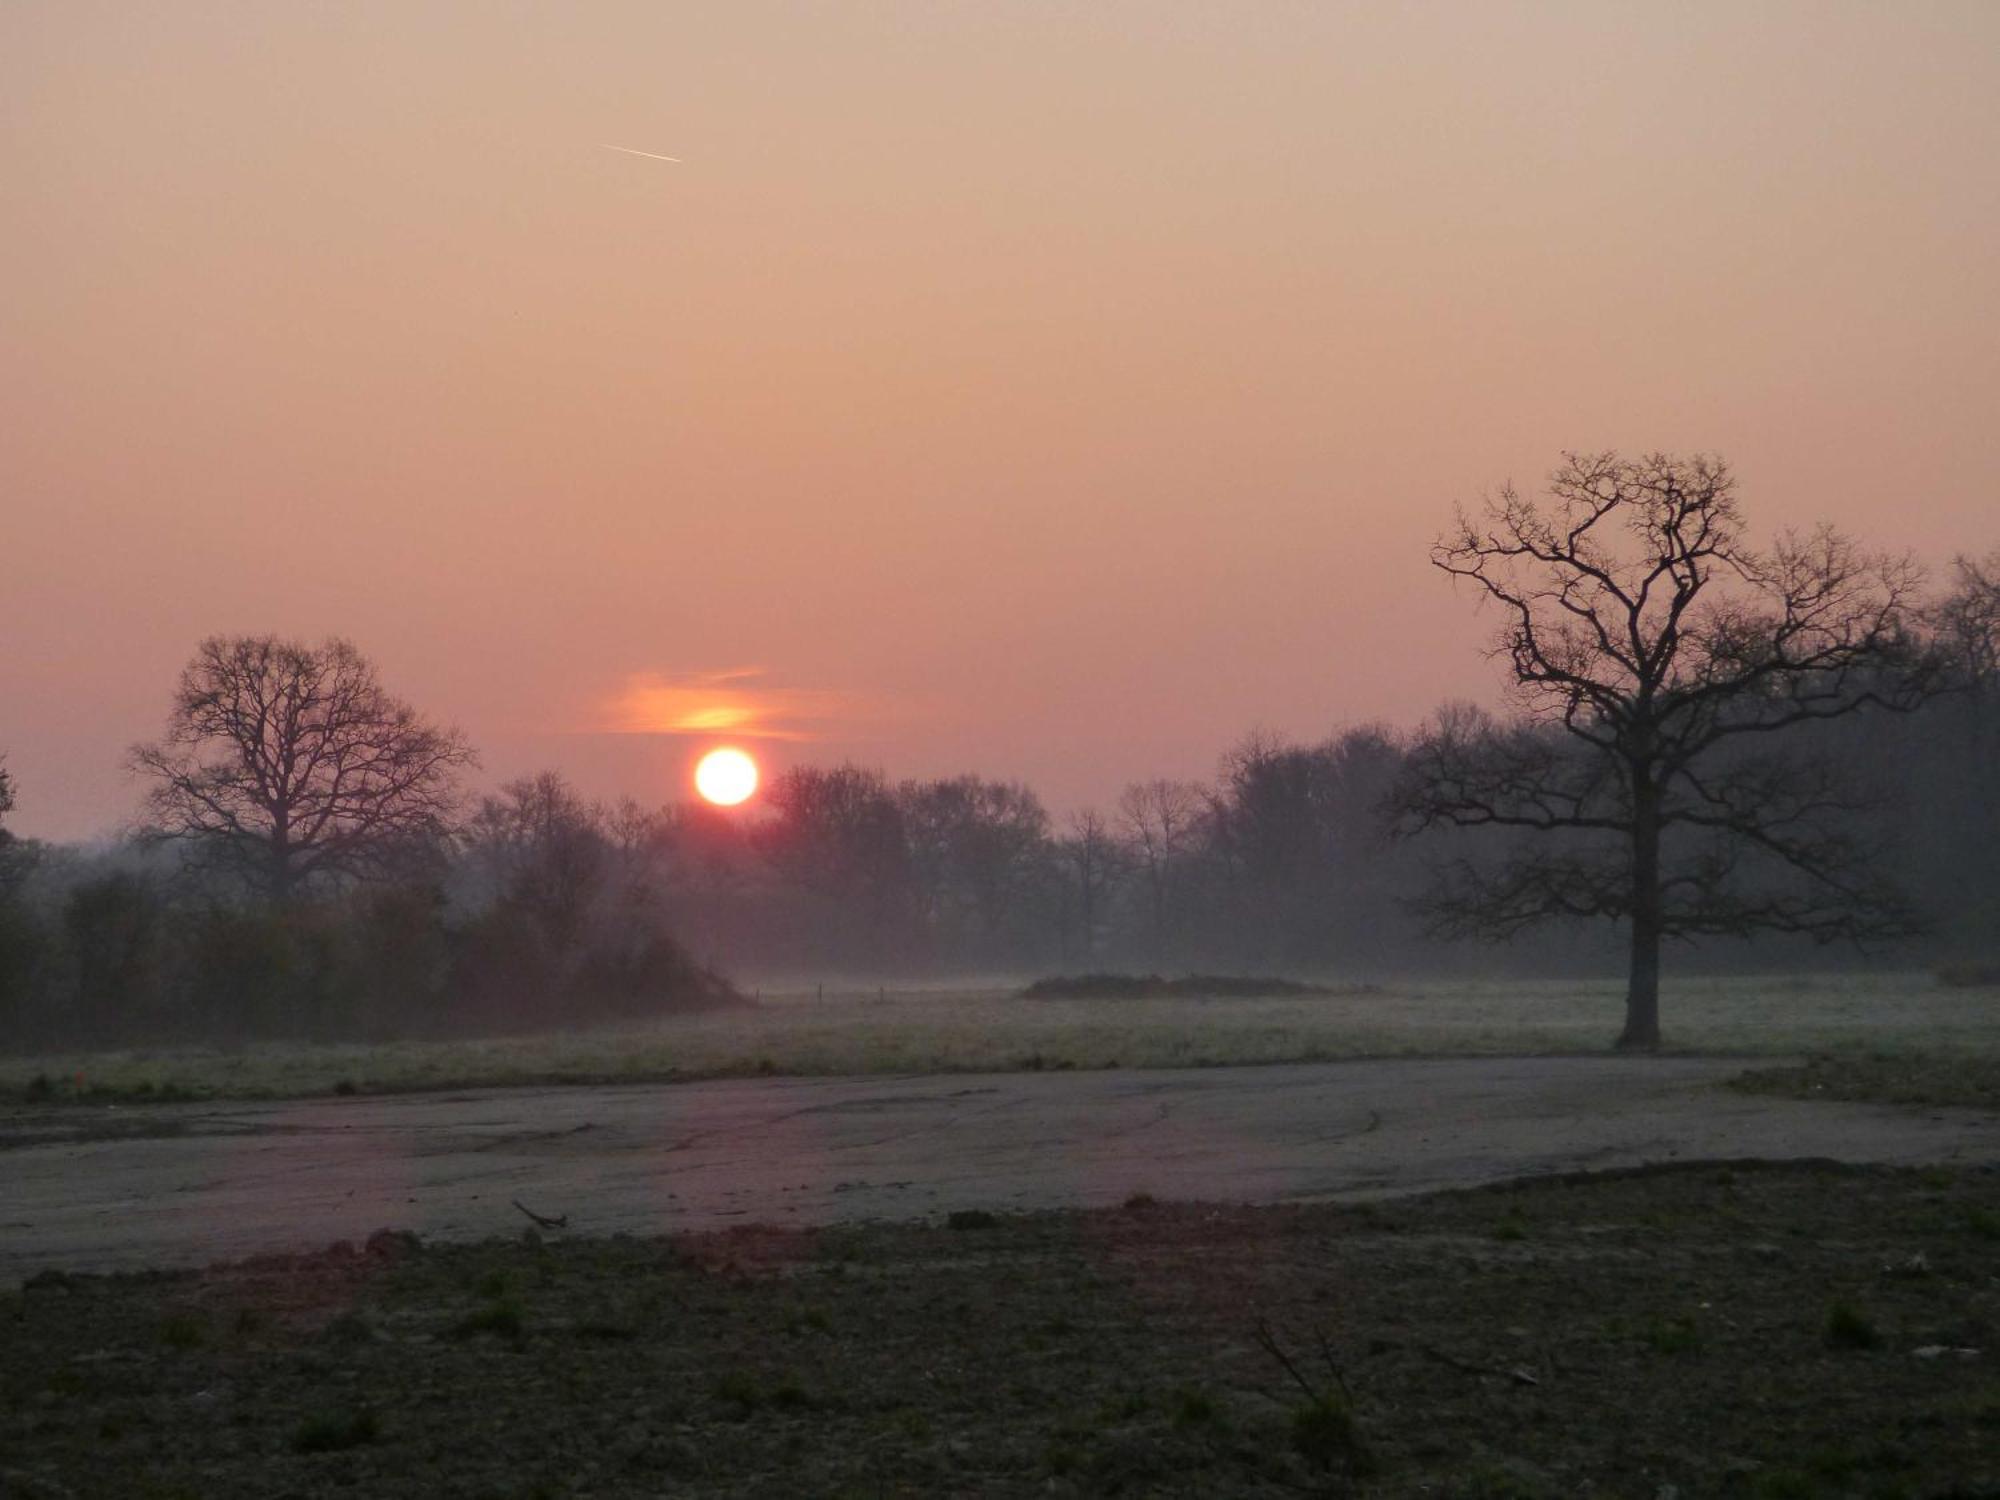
[6,970,1992,1103]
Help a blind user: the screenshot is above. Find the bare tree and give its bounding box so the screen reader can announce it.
[1929,549,2000,914]
[1116,778,1202,956]
[756,764,915,961]
[1057,808,1125,966]
[1934,549,2000,690]
[132,636,475,902]
[461,772,608,951]
[1396,452,1946,1049]
[0,757,13,843]
[898,775,1051,960]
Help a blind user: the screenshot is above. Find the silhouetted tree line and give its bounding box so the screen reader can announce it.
[649,733,1427,978]
[0,481,1992,1051]
[0,646,739,1050]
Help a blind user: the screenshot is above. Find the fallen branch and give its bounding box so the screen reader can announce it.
[512,1199,568,1231]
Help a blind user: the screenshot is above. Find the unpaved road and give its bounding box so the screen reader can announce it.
[4,1056,1995,1283]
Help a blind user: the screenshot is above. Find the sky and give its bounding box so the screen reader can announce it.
[4,1,1998,840]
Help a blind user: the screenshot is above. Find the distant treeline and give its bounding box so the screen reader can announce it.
[9,459,1993,1052]
[1,680,1993,1051]
[641,693,2000,983]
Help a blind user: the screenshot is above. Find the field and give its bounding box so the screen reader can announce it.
[6,970,1996,1105]
[7,974,1998,1495]
[5,1161,1997,1499]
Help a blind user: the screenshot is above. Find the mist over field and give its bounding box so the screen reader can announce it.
[0,560,1995,1059]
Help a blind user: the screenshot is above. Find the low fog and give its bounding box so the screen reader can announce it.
[3,512,1993,1055]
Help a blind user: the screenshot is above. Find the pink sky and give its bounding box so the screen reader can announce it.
[5,2,1997,839]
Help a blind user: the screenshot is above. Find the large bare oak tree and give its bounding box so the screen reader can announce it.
[132,636,475,902]
[1396,452,1947,1049]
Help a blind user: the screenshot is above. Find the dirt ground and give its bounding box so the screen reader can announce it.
[6,1057,2000,1285]
[3,1162,1996,1498]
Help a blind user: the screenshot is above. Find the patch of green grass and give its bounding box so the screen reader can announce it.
[1824,1300,1883,1351]
[1731,1053,2000,1111]
[1492,1212,1529,1242]
[1096,1389,1150,1423]
[768,1374,817,1411]
[453,1295,525,1342]
[1805,1446,1860,1481]
[157,1314,205,1350]
[320,1310,375,1344]
[1752,1471,1816,1500]
[1935,960,2000,989]
[1171,1386,1221,1430]
[1642,1314,1703,1355]
[784,1304,832,1335]
[45,1366,93,1398]
[290,1407,380,1454]
[574,1312,639,1341]
[1964,1205,2000,1241]
[946,1209,998,1231]
[11,971,1996,1104]
[1290,1393,1373,1479]
[1453,1465,1551,1500]
[711,1369,763,1415]
[1045,1436,1085,1477]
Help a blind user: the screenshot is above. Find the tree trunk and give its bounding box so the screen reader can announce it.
[1617,777,1662,1051]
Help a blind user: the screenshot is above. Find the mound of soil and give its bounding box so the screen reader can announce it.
[1020,972,1336,1000]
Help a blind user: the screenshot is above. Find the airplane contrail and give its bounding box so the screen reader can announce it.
[601,143,683,163]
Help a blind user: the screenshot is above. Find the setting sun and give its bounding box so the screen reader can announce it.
[694,747,759,807]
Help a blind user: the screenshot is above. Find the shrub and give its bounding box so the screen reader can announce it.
[1171,1387,1221,1430]
[1291,1393,1372,1477]
[454,1295,525,1342]
[1642,1315,1703,1355]
[157,1314,205,1349]
[1936,960,2000,989]
[1825,1300,1882,1351]
[291,1408,380,1454]
[711,1370,763,1413]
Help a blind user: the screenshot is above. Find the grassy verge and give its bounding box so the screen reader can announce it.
[6,971,1996,1106]
[1731,1053,2000,1112]
[3,1163,1996,1498]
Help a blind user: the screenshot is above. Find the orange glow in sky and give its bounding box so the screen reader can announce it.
[603,671,856,742]
[694,747,759,807]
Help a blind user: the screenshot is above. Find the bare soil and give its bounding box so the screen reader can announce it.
[3,1163,1996,1498]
